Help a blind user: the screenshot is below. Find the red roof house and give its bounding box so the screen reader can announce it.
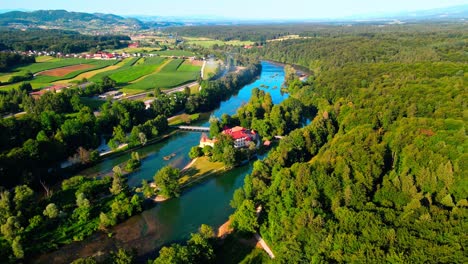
[222,126,257,148]
[30,84,69,99]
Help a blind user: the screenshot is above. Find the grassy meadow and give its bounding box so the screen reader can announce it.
[184,37,254,47]
[1,52,201,94]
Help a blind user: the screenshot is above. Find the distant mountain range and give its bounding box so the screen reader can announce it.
[344,5,468,21]
[0,5,465,32]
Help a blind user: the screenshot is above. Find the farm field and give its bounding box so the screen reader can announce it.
[121,59,201,93]
[89,57,140,82]
[1,55,201,94]
[31,60,117,83]
[35,56,55,62]
[53,58,137,84]
[109,57,166,84]
[183,37,254,47]
[0,59,117,90]
[150,50,196,57]
[16,58,92,74]
[38,64,94,77]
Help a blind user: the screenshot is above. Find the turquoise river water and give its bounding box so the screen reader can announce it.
[36,61,287,263]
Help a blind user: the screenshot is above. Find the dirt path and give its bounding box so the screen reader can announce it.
[129,59,173,84]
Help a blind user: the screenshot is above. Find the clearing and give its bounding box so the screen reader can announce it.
[178,156,225,186]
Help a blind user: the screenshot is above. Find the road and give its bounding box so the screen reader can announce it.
[254,234,275,259]
[121,81,199,101]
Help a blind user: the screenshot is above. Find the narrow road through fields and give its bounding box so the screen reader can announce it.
[122,81,198,101]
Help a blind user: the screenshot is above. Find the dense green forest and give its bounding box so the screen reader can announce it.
[0,29,130,53]
[152,24,467,263]
[229,24,467,263]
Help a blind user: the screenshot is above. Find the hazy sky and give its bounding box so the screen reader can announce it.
[1,0,467,19]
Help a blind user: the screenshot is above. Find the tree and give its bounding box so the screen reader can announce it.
[13,185,34,211]
[209,118,221,138]
[43,203,59,219]
[154,166,180,198]
[99,212,115,229]
[154,244,190,264]
[11,236,24,259]
[18,82,32,93]
[110,172,124,196]
[110,248,135,264]
[0,191,11,225]
[230,188,246,209]
[222,145,237,169]
[126,152,141,172]
[230,199,258,233]
[141,180,154,198]
[1,216,22,241]
[189,146,203,159]
[73,192,91,223]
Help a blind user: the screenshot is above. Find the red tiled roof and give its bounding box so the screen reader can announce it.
[30,84,68,96]
[223,126,254,141]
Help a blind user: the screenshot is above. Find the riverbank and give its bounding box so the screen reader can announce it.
[32,61,287,263]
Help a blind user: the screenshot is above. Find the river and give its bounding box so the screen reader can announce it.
[35,61,287,263]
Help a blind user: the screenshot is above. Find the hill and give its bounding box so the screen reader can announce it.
[0,10,145,32]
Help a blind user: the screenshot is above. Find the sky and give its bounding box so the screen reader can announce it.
[0,0,467,19]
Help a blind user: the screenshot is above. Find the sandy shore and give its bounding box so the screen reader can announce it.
[217,219,233,238]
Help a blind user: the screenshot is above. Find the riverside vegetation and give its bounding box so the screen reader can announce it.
[148,24,467,263]
[0,36,261,261]
[0,21,466,263]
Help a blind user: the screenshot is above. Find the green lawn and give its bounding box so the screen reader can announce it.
[179,156,225,186]
[89,57,140,82]
[80,97,105,111]
[160,59,184,72]
[0,81,51,91]
[35,56,55,62]
[31,60,117,83]
[150,50,196,57]
[168,113,200,126]
[107,57,166,84]
[14,58,92,74]
[123,71,199,91]
[184,37,255,48]
[178,61,202,72]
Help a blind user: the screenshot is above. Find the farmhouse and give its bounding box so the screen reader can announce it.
[128,42,139,48]
[29,84,70,99]
[222,126,257,148]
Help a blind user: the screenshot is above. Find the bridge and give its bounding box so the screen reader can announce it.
[178,126,210,132]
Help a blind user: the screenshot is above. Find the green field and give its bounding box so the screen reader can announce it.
[184,37,254,48]
[107,57,166,84]
[122,71,199,93]
[89,57,140,82]
[178,61,202,72]
[121,58,200,92]
[160,59,184,72]
[32,60,117,83]
[150,50,196,57]
[35,56,55,62]
[15,58,92,74]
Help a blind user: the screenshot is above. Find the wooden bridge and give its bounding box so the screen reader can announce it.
[178,126,210,132]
